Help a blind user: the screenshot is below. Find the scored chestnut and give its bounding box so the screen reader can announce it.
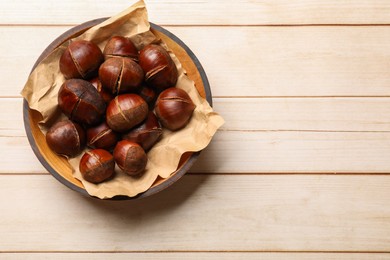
[139,44,178,91]
[138,86,156,109]
[59,40,103,80]
[114,140,147,176]
[79,149,115,184]
[89,77,114,104]
[106,94,148,133]
[87,121,119,150]
[99,57,144,94]
[122,112,162,151]
[46,120,86,157]
[58,79,106,126]
[103,36,138,61]
[155,87,196,131]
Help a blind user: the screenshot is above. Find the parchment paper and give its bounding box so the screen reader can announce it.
[21,0,224,199]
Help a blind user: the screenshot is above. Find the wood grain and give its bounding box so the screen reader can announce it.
[3,0,390,25]
[10,26,390,98]
[1,253,390,259]
[4,0,390,256]
[1,175,390,251]
[4,98,390,173]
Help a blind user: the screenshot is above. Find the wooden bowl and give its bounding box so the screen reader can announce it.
[23,18,212,200]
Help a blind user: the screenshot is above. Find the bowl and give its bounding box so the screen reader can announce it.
[23,18,212,199]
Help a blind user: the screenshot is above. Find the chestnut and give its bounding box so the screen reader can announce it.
[138,86,156,109]
[122,112,162,151]
[155,87,196,131]
[99,57,144,94]
[106,94,148,133]
[58,79,106,126]
[103,36,138,61]
[87,122,119,150]
[46,120,86,157]
[59,40,103,80]
[139,44,178,91]
[113,140,147,176]
[89,77,114,104]
[79,149,115,184]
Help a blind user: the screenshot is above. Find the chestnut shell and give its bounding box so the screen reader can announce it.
[46,120,86,157]
[122,112,162,151]
[103,36,138,61]
[59,40,103,80]
[106,94,148,133]
[113,140,147,176]
[79,149,115,184]
[99,57,144,94]
[139,44,178,91]
[87,121,119,150]
[155,87,196,131]
[138,86,156,109]
[89,77,114,104]
[58,79,106,126]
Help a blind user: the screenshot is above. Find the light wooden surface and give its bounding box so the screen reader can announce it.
[2,0,390,259]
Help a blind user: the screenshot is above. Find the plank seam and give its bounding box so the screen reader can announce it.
[1,250,390,253]
[4,23,390,27]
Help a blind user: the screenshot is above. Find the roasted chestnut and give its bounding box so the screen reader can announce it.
[106,94,148,133]
[58,79,106,126]
[59,40,103,80]
[79,149,115,184]
[46,120,86,157]
[155,87,196,131]
[122,112,162,151]
[99,57,144,94]
[89,77,114,104]
[113,140,147,176]
[139,44,178,91]
[103,36,138,61]
[138,86,156,109]
[87,121,119,150]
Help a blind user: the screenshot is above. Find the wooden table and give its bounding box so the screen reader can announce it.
[2,0,390,259]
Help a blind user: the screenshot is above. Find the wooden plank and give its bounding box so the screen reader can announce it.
[2,0,390,25]
[8,129,390,174]
[214,98,390,132]
[191,130,390,173]
[9,26,390,98]
[5,97,390,173]
[8,97,390,134]
[1,175,390,251]
[1,253,390,259]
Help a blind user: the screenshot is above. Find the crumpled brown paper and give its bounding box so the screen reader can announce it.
[21,0,224,199]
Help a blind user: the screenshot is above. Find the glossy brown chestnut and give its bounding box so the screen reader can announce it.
[79,149,115,184]
[139,44,178,91]
[122,112,162,151]
[59,40,103,80]
[155,87,196,131]
[87,121,119,150]
[103,36,138,61]
[113,140,147,176]
[106,94,148,133]
[58,79,106,126]
[138,86,156,109]
[99,57,144,94]
[46,120,86,157]
[89,77,114,104]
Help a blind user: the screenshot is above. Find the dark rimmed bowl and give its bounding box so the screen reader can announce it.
[23,18,212,200]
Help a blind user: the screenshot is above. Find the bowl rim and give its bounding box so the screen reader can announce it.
[23,18,212,200]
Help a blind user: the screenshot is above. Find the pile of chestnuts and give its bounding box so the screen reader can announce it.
[46,36,196,184]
